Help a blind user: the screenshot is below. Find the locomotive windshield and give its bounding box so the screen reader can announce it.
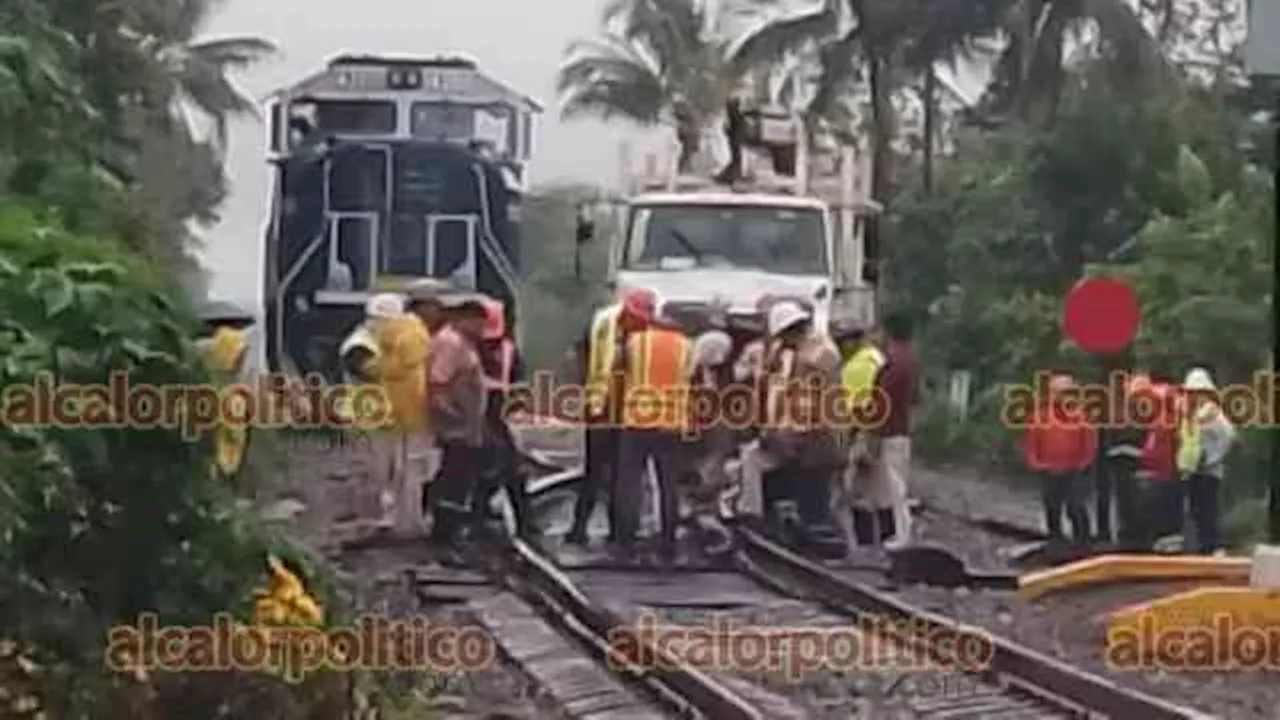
[309,99,397,135]
[623,204,828,276]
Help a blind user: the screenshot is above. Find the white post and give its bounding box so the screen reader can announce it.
[794,112,808,195]
[667,128,679,190]
[841,143,858,284]
[617,140,632,196]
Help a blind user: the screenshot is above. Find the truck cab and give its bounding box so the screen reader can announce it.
[614,188,841,328]
[588,104,880,336]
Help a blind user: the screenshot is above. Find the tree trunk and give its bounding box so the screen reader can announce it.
[676,129,700,173]
[674,106,701,174]
[866,47,895,304]
[922,67,936,194]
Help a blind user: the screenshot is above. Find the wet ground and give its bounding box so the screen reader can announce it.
[254,426,1273,719]
[248,433,577,719]
[889,465,1276,720]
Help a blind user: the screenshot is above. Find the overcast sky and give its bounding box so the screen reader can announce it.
[199,0,639,306]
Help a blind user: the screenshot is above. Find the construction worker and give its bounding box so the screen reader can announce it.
[335,293,404,523]
[832,321,885,552]
[1136,371,1184,546]
[872,311,920,546]
[406,279,452,526]
[614,298,691,565]
[197,317,251,478]
[759,299,842,544]
[425,294,489,562]
[368,293,431,537]
[406,278,454,334]
[1103,371,1148,549]
[1177,367,1236,554]
[733,295,784,522]
[686,325,736,555]
[470,297,532,537]
[566,287,658,547]
[1022,373,1096,543]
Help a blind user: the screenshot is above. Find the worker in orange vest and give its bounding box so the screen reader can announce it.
[612,297,691,566]
[470,297,532,537]
[567,287,658,547]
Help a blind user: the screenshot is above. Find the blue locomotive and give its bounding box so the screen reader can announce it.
[261,54,538,378]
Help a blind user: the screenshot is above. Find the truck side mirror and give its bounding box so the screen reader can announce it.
[575,207,595,244]
[574,206,594,280]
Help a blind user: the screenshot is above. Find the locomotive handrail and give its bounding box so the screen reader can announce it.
[469,164,520,290]
[326,211,379,290]
[469,163,521,328]
[272,226,331,366]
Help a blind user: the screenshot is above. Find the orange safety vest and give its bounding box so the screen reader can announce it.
[482,340,515,391]
[622,327,691,430]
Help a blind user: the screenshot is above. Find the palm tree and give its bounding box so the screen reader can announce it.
[557,0,836,171]
[980,0,1170,124]
[897,0,1005,192]
[123,0,277,154]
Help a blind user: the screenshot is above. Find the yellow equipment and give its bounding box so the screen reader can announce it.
[1018,554,1251,600]
[1106,586,1280,670]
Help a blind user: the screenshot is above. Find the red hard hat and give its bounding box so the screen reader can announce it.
[620,288,656,322]
[481,298,506,339]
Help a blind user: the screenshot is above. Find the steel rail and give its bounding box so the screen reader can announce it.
[736,527,1215,720]
[464,515,763,719]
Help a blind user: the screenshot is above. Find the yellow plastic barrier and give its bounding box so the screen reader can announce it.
[1106,586,1280,670]
[1018,554,1251,600]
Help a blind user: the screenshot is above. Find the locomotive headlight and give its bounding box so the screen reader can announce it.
[386,68,423,89]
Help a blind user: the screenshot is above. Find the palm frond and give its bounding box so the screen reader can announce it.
[727,0,840,76]
[185,36,277,68]
[806,26,862,122]
[557,37,667,123]
[604,0,707,73]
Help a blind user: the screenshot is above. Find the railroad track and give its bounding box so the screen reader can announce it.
[735,527,1213,720]
[330,450,1211,719]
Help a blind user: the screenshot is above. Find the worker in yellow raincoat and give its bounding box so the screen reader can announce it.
[366,293,431,537]
[196,303,255,477]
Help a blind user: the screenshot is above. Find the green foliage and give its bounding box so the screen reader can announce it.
[520,184,614,376]
[894,68,1274,543]
[0,0,276,301]
[0,205,321,717]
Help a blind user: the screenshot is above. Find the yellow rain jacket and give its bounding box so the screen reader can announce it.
[252,555,323,626]
[370,314,431,432]
[201,327,249,476]
[585,304,622,417]
[840,345,885,412]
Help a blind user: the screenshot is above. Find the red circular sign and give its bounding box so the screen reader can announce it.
[1062,276,1140,354]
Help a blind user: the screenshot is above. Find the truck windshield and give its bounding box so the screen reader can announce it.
[623,204,827,275]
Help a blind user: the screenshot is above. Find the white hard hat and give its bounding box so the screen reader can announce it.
[692,330,733,367]
[767,300,811,337]
[1183,367,1216,392]
[365,293,405,319]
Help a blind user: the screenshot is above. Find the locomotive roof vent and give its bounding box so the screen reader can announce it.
[327,54,478,70]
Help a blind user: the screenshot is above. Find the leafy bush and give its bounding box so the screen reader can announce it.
[895,72,1273,546]
[0,204,329,717]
